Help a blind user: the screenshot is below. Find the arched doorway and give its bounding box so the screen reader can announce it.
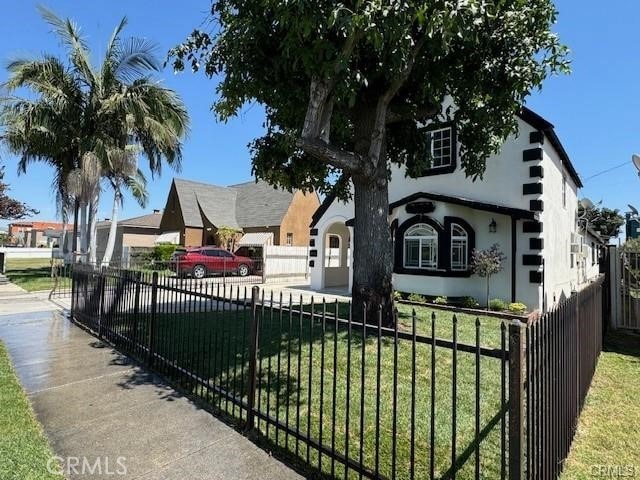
[322,222,350,288]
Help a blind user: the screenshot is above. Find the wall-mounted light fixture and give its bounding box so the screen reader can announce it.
[489,218,497,233]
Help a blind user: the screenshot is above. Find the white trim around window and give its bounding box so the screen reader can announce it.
[403,224,438,269]
[450,223,469,271]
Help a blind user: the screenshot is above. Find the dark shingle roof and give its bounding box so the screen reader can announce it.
[97,212,163,229]
[171,178,294,229]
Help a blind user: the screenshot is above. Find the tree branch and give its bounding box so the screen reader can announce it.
[386,104,439,124]
[296,137,361,172]
[369,35,427,165]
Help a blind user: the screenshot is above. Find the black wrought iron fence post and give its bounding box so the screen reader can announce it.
[509,320,525,480]
[245,285,260,431]
[98,267,107,339]
[148,271,158,367]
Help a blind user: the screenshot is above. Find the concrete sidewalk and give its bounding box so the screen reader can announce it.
[0,288,302,479]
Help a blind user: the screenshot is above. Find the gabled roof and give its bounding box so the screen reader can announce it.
[518,107,583,188]
[97,212,162,229]
[170,178,295,229]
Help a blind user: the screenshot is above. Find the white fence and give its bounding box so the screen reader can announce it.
[262,245,309,284]
[0,247,54,259]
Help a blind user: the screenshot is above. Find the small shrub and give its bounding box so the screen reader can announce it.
[462,296,480,309]
[393,290,403,301]
[434,296,448,305]
[152,244,178,262]
[407,293,426,304]
[507,302,527,315]
[489,298,506,311]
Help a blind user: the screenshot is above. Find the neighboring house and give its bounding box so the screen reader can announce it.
[309,107,604,312]
[96,211,163,263]
[8,220,72,247]
[159,178,320,249]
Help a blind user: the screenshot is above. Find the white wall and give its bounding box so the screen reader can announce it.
[540,144,580,307]
[0,247,54,259]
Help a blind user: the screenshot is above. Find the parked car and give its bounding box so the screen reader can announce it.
[169,246,254,279]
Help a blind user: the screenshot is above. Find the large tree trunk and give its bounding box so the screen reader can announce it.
[102,189,121,267]
[351,173,394,326]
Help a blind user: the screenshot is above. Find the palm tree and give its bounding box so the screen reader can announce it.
[102,147,148,266]
[0,7,189,264]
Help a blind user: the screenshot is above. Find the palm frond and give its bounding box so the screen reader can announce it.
[112,37,161,83]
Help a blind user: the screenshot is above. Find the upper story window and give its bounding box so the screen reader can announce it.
[286,232,293,246]
[404,224,438,269]
[450,224,469,271]
[562,176,567,208]
[428,127,453,168]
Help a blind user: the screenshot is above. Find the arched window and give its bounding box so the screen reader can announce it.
[450,223,469,271]
[404,224,438,269]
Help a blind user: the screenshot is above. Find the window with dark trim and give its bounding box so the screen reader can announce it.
[286,232,293,246]
[394,215,474,277]
[410,124,457,177]
[450,223,469,271]
[428,127,453,168]
[403,224,438,269]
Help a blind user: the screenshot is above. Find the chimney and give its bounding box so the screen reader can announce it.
[153,209,161,214]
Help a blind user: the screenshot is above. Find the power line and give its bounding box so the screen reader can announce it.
[582,161,630,182]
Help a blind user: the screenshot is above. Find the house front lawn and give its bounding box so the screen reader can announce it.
[0,341,61,479]
[4,258,56,292]
[560,330,640,479]
[98,297,510,479]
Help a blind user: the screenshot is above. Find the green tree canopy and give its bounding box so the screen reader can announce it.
[171,0,568,322]
[578,203,624,239]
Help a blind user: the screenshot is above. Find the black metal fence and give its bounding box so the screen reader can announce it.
[525,276,605,479]
[70,267,605,479]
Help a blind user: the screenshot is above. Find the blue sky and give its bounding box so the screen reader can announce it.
[1,1,638,230]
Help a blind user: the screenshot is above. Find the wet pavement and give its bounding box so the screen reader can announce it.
[0,288,302,479]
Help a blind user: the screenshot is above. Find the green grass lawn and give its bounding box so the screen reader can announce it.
[99,296,509,479]
[0,342,61,480]
[560,331,640,479]
[4,258,59,292]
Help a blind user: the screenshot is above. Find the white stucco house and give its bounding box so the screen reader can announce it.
[308,107,605,312]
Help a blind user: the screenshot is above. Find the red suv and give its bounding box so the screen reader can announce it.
[170,247,254,279]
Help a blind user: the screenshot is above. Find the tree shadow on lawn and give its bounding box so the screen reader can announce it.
[604,330,640,359]
[77,279,507,479]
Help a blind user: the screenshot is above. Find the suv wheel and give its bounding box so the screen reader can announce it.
[192,264,207,279]
[237,264,250,277]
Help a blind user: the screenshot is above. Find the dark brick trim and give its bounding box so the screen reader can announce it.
[529,238,544,250]
[309,239,315,247]
[523,148,543,162]
[529,270,543,284]
[523,221,543,233]
[309,260,315,268]
[310,228,318,236]
[523,254,543,266]
[529,165,544,178]
[523,183,543,195]
[309,249,318,257]
[529,131,545,144]
[530,200,544,212]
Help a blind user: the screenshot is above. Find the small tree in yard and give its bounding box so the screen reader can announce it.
[216,226,243,251]
[171,0,568,324]
[472,244,506,309]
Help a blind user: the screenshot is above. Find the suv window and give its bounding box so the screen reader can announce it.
[219,250,233,258]
[203,249,220,257]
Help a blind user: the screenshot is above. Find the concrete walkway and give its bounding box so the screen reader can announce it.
[0,286,302,479]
